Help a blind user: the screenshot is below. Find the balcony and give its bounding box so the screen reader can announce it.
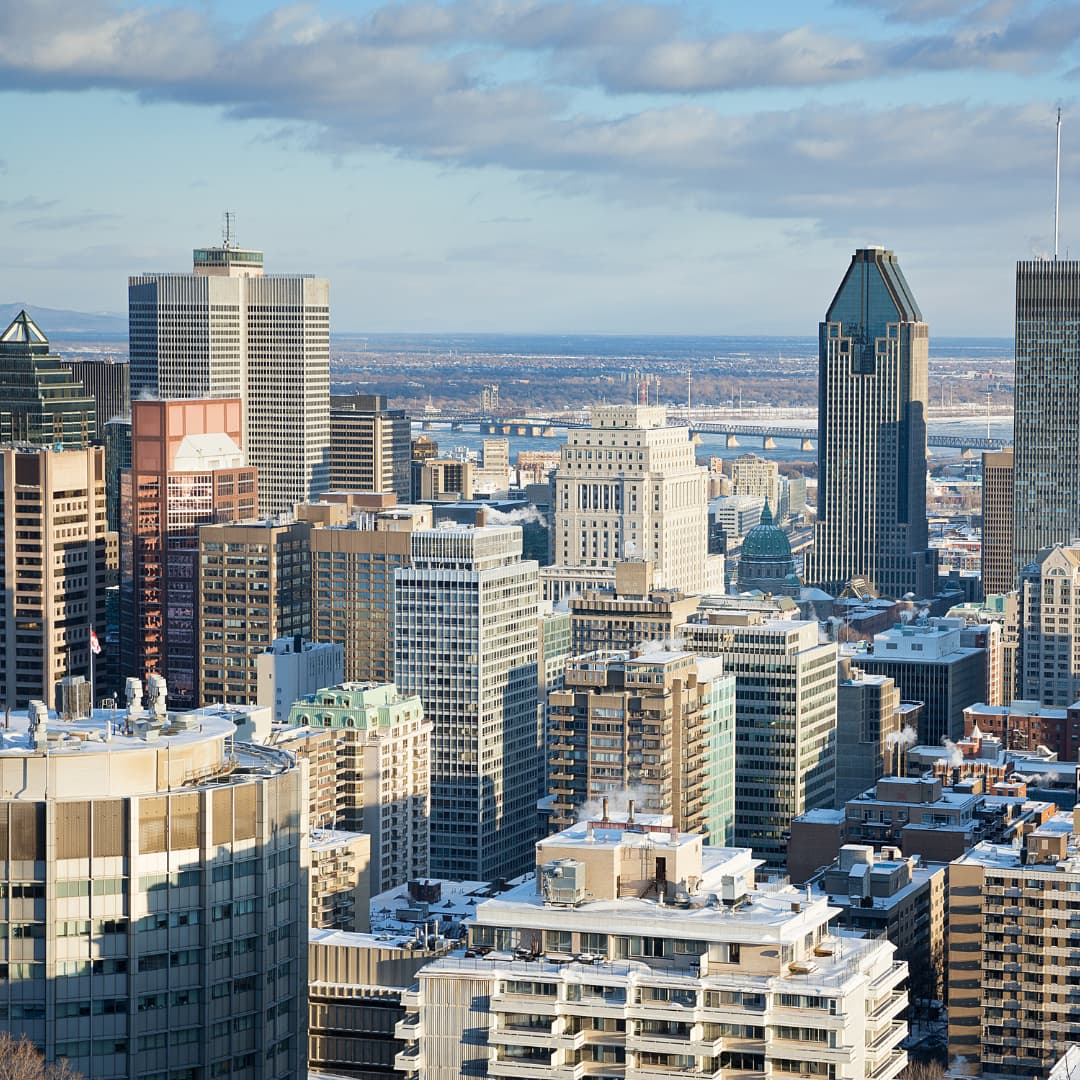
[865,1049,906,1080]
[393,1013,420,1040]
[866,1022,906,1061]
[393,1044,424,1073]
[488,1053,558,1077]
[866,991,906,1028]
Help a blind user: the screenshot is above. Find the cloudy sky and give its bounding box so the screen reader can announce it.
[0,0,1075,334]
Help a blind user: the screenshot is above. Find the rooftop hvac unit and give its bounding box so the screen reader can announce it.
[540,859,586,905]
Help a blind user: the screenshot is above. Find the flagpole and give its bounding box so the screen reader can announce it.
[89,627,95,712]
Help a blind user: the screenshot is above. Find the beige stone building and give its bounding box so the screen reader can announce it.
[547,405,723,597]
[1018,543,1080,705]
[0,444,114,708]
[310,829,372,934]
[396,815,908,1080]
[568,559,701,654]
[328,393,411,501]
[948,811,1080,1077]
[981,448,1014,596]
[547,650,735,844]
[286,682,432,893]
[197,519,311,705]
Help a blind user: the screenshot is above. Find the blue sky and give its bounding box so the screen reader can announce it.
[0,0,1076,334]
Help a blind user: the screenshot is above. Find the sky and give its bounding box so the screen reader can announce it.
[0,0,1076,335]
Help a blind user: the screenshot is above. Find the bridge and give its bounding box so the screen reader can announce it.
[411,414,1009,453]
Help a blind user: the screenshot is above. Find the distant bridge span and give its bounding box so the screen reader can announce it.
[412,413,1009,452]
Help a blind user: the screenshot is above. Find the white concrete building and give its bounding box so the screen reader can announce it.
[257,636,345,722]
[710,494,765,542]
[396,815,908,1080]
[546,406,722,597]
[129,241,330,515]
[395,524,540,881]
[681,610,838,866]
[0,688,309,1080]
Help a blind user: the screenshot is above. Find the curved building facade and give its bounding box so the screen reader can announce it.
[737,503,800,596]
[0,690,308,1079]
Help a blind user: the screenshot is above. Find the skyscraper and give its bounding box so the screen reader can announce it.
[0,445,113,707]
[120,398,257,706]
[808,247,936,599]
[395,523,539,881]
[328,393,411,501]
[981,448,1014,596]
[59,355,130,433]
[129,239,330,516]
[1013,260,1080,573]
[544,405,722,600]
[0,310,96,448]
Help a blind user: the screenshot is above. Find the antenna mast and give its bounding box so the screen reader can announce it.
[1055,108,1062,260]
[223,210,236,250]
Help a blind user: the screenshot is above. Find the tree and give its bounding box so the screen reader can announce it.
[0,1034,82,1080]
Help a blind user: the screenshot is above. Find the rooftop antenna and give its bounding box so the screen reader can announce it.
[686,369,692,425]
[223,210,236,250]
[1055,108,1062,261]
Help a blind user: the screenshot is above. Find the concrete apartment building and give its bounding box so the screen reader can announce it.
[1018,543,1080,706]
[812,844,947,1007]
[730,452,783,520]
[0,444,113,708]
[395,524,540,881]
[568,560,701,655]
[129,239,330,516]
[328,393,411,501]
[396,815,909,1080]
[119,397,257,707]
[310,829,372,934]
[414,457,475,502]
[680,609,838,865]
[545,404,723,599]
[197,519,311,705]
[302,496,433,685]
[0,691,309,1080]
[981,448,1014,596]
[948,811,1080,1078]
[787,774,1055,883]
[844,619,987,744]
[546,649,736,842]
[285,681,432,893]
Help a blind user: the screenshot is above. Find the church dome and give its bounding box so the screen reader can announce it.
[741,502,792,562]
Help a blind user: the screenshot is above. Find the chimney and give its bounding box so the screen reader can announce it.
[294,634,303,655]
[627,799,636,824]
[475,508,487,527]
[601,796,609,822]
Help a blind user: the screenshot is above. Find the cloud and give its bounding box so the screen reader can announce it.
[0,0,1072,237]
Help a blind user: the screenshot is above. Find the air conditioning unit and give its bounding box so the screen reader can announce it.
[539,859,587,905]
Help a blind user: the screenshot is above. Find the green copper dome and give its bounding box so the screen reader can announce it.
[741,502,792,561]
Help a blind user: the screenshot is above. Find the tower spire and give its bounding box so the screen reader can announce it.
[1055,108,1062,261]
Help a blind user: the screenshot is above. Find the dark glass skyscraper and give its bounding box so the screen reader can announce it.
[1013,260,1080,575]
[0,310,96,448]
[807,247,937,599]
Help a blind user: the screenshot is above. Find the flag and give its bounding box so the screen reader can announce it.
[89,627,102,656]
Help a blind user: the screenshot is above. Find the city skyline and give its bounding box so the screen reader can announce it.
[0,0,1075,336]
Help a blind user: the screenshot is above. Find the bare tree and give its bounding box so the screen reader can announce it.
[0,1034,81,1080]
[901,1061,946,1080]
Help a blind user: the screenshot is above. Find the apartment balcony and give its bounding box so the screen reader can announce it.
[560,999,630,1020]
[765,1038,856,1066]
[866,962,907,995]
[625,1033,697,1057]
[624,1060,722,1080]
[393,1013,421,1040]
[865,1022,906,1062]
[490,993,559,1016]
[487,1054,557,1077]
[866,991,906,1028]
[393,1044,424,1073]
[400,987,419,1010]
[627,1003,702,1025]
[865,1049,906,1080]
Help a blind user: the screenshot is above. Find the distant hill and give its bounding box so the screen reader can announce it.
[0,303,126,339]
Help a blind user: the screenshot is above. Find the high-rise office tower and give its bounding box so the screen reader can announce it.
[328,393,411,501]
[120,398,257,707]
[1013,260,1080,573]
[808,247,936,599]
[129,239,329,516]
[395,524,539,881]
[981,448,1014,596]
[0,310,96,448]
[197,520,311,705]
[0,696,308,1080]
[300,495,433,684]
[60,355,130,433]
[103,414,132,533]
[0,445,113,707]
[681,608,837,865]
[1018,543,1080,705]
[544,405,722,601]
[547,649,735,842]
[835,658,903,804]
